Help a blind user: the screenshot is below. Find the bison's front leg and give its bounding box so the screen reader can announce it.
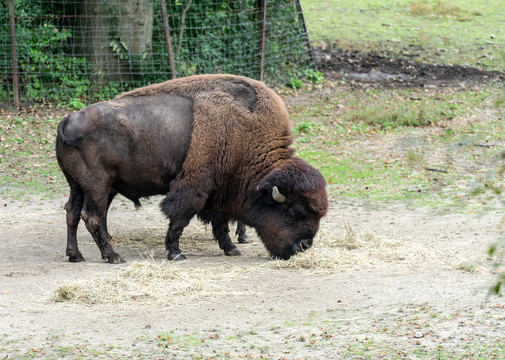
[161,187,209,260]
[212,216,241,256]
[235,222,250,244]
[164,217,191,260]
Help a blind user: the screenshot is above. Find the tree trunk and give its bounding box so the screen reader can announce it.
[115,0,153,55]
[76,0,153,86]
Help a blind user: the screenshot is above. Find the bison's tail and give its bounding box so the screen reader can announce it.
[56,115,82,147]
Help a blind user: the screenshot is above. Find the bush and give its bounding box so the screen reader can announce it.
[1,1,89,103]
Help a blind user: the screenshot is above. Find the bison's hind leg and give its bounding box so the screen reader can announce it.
[65,183,85,262]
[81,193,125,264]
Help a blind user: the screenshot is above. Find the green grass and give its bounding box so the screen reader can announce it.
[300,0,505,70]
[0,115,66,199]
[291,82,505,207]
[290,85,490,132]
[297,148,436,202]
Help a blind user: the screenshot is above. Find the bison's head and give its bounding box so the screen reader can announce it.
[249,158,328,260]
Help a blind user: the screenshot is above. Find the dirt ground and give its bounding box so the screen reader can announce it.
[2,50,505,359]
[1,192,505,359]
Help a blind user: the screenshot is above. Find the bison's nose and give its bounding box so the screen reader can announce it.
[291,238,313,255]
[282,238,314,260]
[299,238,313,251]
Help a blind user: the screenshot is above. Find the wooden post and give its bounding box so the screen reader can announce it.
[160,0,177,79]
[258,0,267,82]
[294,0,315,65]
[8,0,19,106]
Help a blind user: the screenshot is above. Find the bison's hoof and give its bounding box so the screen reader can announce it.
[168,253,187,261]
[225,248,242,256]
[106,253,126,264]
[68,253,86,262]
[237,235,250,244]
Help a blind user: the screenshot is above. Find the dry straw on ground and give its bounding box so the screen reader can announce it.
[270,222,449,272]
[52,222,489,306]
[52,260,249,306]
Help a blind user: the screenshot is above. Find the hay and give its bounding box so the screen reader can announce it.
[52,221,490,307]
[110,221,218,254]
[52,260,249,306]
[271,222,448,272]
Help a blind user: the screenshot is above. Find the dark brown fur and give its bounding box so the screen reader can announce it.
[56,74,328,263]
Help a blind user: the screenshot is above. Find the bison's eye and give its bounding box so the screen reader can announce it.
[287,204,307,219]
[286,208,297,224]
[286,205,308,225]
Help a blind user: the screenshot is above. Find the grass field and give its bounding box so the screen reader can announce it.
[284,81,505,207]
[301,0,505,70]
[2,82,504,207]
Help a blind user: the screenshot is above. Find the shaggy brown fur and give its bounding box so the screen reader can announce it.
[56,74,328,263]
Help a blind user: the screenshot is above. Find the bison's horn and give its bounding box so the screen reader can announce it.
[272,186,286,203]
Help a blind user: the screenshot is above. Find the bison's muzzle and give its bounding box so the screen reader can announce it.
[280,238,313,260]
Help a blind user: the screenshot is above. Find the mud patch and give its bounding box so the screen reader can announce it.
[314,46,505,87]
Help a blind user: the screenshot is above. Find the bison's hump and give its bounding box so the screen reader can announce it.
[221,78,258,112]
[117,74,260,113]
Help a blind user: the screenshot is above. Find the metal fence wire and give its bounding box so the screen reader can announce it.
[0,0,313,105]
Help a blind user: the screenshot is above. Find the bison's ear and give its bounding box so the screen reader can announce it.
[256,168,283,190]
[256,169,289,204]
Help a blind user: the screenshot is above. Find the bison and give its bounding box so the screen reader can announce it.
[56,74,328,263]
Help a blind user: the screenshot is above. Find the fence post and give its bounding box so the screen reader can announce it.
[258,0,267,82]
[8,0,19,106]
[294,0,315,65]
[160,0,177,79]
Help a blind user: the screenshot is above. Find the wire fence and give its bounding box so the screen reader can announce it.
[0,0,313,105]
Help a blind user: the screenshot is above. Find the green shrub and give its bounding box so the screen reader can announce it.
[1,2,89,103]
[304,69,323,83]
